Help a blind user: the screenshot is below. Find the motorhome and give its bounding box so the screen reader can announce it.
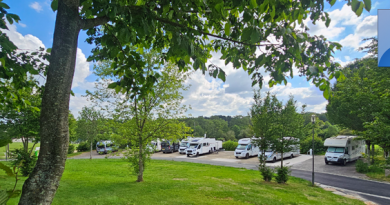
[258,137,300,162]
[146,139,162,152]
[179,137,193,154]
[234,138,260,159]
[186,137,222,157]
[96,140,118,154]
[324,135,365,165]
[161,140,180,153]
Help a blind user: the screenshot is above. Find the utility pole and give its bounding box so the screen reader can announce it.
[311,115,316,186]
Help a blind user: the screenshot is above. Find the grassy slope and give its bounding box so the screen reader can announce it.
[2,159,364,205]
[0,142,40,159]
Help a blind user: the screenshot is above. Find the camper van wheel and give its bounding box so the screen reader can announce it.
[196,152,199,157]
[273,157,276,163]
[245,153,249,159]
[187,154,190,157]
[343,159,347,166]
[325,160,329,165]
[290,154,294,159]
[235,156,238,159]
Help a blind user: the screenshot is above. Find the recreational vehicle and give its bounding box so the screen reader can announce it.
[234,138,260,159]
[179,137,193,154]
[161,140,180,153]
[147,139,162,152]
[186,137,222,157]
[257,137,300,162]
[96,140,118,154]
[324,135,365,165]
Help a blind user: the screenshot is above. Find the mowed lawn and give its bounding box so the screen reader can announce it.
[2,159,363,205]
[0,142,40,159]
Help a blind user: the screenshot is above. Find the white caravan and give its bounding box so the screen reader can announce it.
[258,137,300,163]
[234,138,260,159]
[147,139,162,152]
[324,135,365,165]
[179,137,193,154]
[186,137,221,157]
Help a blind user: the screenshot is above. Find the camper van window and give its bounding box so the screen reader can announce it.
[161,142,168,146]
[327,147,344,153]
[97,144,105,148]
[180,142,188,147]
[189,144,198,149]
[236,144,247,150]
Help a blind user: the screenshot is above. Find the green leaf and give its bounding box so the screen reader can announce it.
[51,0,58,12]
[0,162,14,177]
[168,10,174,19]
[6,14,13,24]
[108,82,117,89]
[225,23,231,36]
[212,69,218,78]
[363,0,371,11]
[250,0,258,8]
[323,86,330,99]
[46,48,52,53]
[115,85,121,93]
[250,29,260,43]
[218,69,226,82]
[355,2,364,16]
[242,28,252,41]
[330,0,337,6]
[270,6,276,20]
[0,2,10,9]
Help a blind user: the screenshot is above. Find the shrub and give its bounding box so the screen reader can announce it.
[11,149,37,177]
[355,159,369,173]
[68,144,75,154]
[222,140,238,151]
[259,166,273,182]
[275,166,291,183]
[300,136,326,155]
[77,141,89,152]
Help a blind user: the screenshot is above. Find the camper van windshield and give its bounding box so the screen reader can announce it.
[97,144,105,148]
[236,144,247,150]
[161,142,169,146]
[189,144,198,149]
[327,147,344,153]
[180,142,188,147]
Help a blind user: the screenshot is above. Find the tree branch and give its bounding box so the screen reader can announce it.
[155,17,278,47]
[80,16,110,30]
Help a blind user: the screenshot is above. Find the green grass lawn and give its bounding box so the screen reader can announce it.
[1,159,364,205]
[0,142,40,159]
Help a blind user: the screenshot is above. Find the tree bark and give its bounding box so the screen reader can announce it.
[137,138,144,182]
[19,0,82,204]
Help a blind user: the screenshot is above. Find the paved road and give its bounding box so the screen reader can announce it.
[71,151,390,204]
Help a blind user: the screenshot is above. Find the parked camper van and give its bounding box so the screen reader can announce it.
[258,137,300,162]
[186,137,222,157]
[179,137,193,154]
[161,140,180,153]
[147,139,162,152]
[324,135,365,165]
[234,138,259,159]
[96,140,118,154]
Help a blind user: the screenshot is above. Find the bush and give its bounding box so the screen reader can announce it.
[300,136,326,155]
[77,141,89,152]
[355,159,369,173]
[275,166,291,183]
[11,149,37,177]
[222,140,238,151]
[259,166,273,182]
[68,144,75,154]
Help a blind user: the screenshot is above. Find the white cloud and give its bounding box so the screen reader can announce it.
[73,48,92,88]
[18,22,27,28]
[3,24,45,50]
[339,15,377,50]
[69,94,93,117]
[29,2,43,13]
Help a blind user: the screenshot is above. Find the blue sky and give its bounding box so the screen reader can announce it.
[4,0,386,117]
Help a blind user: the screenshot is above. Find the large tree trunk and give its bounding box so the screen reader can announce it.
[19,0,81,204]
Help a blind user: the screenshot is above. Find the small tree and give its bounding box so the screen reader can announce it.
[250,91,279,181]
[76,107,104,159]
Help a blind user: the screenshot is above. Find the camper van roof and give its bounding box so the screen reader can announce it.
[324,135,358,147]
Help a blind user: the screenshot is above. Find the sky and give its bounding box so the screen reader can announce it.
[4,0,387,118]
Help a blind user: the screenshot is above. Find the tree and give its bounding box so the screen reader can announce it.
[68,112,77,143]
[20,0,371,202]
[238,127,254,140]
[273,95,305,169]
[225,130,236,141]
[76,107,104,160]
[250,91,279,181]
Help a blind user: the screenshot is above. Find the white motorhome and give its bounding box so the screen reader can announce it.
[186,137,221,157]
[324,135,365,165]
[147,139,162,152]
[234,138,260,159]
[179,137,193,154]
[258,137,300,163]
